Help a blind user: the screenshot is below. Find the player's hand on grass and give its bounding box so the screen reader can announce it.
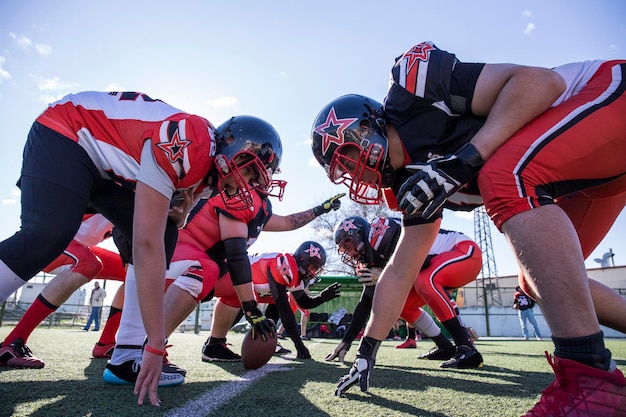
[335,354,374,396]
[325,341,348,362]
[135,349,163,407]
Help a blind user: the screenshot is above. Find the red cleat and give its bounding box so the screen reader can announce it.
[524,352,626,417]
[92,342,115,359]
[0,338,45,369]
[396,339,417,349]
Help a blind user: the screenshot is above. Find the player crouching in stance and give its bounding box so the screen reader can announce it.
[202,241,341,362]
[326,216,482,370]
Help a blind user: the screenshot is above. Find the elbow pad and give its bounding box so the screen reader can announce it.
[223,237,252,286]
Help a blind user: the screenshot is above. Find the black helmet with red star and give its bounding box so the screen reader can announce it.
[293,241,326,287]
[311,94,395,205]
[214,115,286,210]
[333,216,374,268]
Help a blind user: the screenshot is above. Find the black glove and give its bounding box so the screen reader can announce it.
[398,143,484,219]
[319,282,341,302]
[335,355,374,396]
[312,193,346,216]
[295,342,311,359]
[242,300,276,341]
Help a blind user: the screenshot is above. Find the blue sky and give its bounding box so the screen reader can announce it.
[1,0,625,294]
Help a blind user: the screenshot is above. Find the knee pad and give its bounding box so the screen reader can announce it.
[169,260,204,300]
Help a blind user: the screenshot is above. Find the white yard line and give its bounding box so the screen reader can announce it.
[164,362,292,417]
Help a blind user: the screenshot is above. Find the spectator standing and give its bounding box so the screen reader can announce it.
[84,281,107,331]
[513,286,543,341]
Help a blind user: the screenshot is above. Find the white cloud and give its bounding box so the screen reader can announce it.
[35,43,53,56]
[279,71,288,78]
[206,96,239,108]
[522,10,532,18]
[29,75,78,91]
[454,211,474,220]
[9,32,32,49]
[105,82,126,91]
[609,44,618,51]
[0,56,11,82]
[1,199,18,206]
[28,75,79,103]
[308,157,319,167]
[523,23,536,35]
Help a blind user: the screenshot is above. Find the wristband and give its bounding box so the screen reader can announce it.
[144,344,166,356]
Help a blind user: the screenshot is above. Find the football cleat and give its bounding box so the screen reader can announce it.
[0,338,45,369]
[201,342,241,362]
[92,342,115,359]
[440,345,483,369]
[395,339,417,349]
[103,359,184,386]
[417,345,456,361]
[523,352,626,417]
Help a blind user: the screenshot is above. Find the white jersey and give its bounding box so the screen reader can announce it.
[73,214,114,247]
[428,229,472,255]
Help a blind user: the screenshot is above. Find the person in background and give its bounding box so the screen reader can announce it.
[83,281,107,331]
[513,285,543,341]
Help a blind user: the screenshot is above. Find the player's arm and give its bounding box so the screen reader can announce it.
[263,193,345,232]
[132,180,170,406]
[469,64,566,160]
[220,213,275,340]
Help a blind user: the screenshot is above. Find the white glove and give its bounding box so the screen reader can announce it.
[356,267,382,286]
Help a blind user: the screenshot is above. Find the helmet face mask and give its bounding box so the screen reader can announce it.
[214,116,284,210]
[312,94,389,205]
[334,216,372,268]
[293,241,327,287]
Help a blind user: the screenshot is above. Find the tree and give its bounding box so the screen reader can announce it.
[310,199,396,276]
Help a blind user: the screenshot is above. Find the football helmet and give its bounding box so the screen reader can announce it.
[293,241,327,287]
[311,94,394,205]
[214,115,285,210]
[333,216,373,268]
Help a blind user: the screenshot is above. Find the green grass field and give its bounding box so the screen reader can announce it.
[1,327,625,417]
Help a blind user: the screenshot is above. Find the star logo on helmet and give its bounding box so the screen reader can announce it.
[314,107,358,154]
[402,43,434,72]
[156,126,191,163]
[370,218,389,241]
[339,218,358,232]
[304,243,322,259]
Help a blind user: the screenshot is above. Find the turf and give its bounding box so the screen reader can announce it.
[1,327,625,417]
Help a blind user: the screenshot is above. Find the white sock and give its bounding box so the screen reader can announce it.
[110,265,145,364]
[0,261,27,302]
[413,309,442,338]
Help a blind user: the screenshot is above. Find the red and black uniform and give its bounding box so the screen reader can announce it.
[384,42,626,256]
[1,91,216,283]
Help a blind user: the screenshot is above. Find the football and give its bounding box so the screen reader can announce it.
[241,325,278,370]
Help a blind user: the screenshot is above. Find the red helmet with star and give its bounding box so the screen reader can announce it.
[311,94,393,205]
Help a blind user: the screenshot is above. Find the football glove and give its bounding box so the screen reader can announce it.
[356,267,382,286]
[398,143,484,219]
[319,282,342,302]
[313,193,346,216]
[242,301,276,341]
[325,341,349,362]
[335,355,374,396]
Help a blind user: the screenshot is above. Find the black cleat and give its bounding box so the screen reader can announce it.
[440,345,483,369]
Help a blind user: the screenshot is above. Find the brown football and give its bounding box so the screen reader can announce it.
[241,324,278,370]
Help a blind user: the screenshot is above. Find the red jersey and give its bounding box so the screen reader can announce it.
[35,91,216,199]
[249,252,305,300]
